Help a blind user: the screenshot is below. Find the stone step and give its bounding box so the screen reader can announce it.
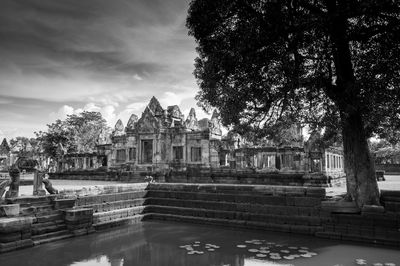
[315,231,400,246]
[20,204,55,216]
[147,183,325,198]
[146,190,322,207]
[31,222,67,235]
[6,195,56,205]
[145,197,320,217]
[32,231,74,245]
[34,212,63,223]
[144,205,322,227]
[75,190,148,206]
[145,213,322,235]
[87,198,146,213]
[93,214,146,231]
[93,206,145,224]
[384,201,400,212]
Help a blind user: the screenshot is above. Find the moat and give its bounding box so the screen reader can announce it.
[0,221,399,266]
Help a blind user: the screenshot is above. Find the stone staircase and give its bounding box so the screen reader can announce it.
[143,183,326,235]
[74,185,148,230]
[6,196,73,246]
[314,190,400,247]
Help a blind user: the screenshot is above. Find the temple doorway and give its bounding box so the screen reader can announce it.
[141,140,153,164]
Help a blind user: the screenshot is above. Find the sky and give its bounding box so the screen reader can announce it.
[0,0,209,140]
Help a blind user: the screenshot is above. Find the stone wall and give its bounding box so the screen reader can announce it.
[0,184,148,253]
[144,183,326,235]
[50,168,341,187]
[1,183,400,253]
[317,191,400,246]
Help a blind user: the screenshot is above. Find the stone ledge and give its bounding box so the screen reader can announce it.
[0,217,34,233]
[0,204,20,217]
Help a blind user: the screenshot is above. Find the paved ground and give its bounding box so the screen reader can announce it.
[5,173,400,197]
[326,174,400,197]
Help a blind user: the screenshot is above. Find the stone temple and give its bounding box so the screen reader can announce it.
[54,97,345,186]
[105,96,224,169]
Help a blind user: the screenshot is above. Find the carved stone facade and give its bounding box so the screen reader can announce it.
[54,97,345,182]
[107,97,222,170]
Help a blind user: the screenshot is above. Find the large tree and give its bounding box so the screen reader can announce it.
[36,111,109,159]
[187,0,400,206]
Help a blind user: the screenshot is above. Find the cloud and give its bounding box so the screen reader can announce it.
[0,0,196,103]
[49,105,74,121]
[0,0,203,137]
[133,74,143,81]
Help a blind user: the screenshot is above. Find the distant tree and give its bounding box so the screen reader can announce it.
[370,139,400,164]
[36,111,110,159]
[65,111,109,153]
[35,119,73,159]
[187,0,400,206]
[9,136,32,157]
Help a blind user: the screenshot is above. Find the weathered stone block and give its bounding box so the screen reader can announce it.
[321,200,360,214]
[361,205,385,214]
[294,197,320,207]
[0,232,21,243]
[54,198,76,210]
[64,208,93,222]
[0,204,20,217]
[0,217,33,233]
[384,201,400,212]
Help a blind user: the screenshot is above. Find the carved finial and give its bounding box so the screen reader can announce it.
[126,114,138,131]
[113,119,125,136]
[0,138,10,153]
[148,96,163,115]
[185,108,199,131]
[209,110,222,135]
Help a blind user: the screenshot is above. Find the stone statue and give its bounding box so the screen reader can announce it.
[42,178,59,194]
[33,170,46,196]
[0,178,11,199]
[6,166,20,198]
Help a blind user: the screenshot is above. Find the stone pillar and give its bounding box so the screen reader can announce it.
[33,170,46,196]
[6,168,20,198]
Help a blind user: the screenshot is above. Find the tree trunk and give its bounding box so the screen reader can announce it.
[341,111,380,207]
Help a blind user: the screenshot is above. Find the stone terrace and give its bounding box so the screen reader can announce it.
[1,183,400,253]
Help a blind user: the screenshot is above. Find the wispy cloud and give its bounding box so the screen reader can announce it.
[0,0,202,139]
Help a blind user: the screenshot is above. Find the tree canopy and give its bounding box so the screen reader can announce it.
[35,111,109,158]
[187,0,400,206]
[187,0,399,136]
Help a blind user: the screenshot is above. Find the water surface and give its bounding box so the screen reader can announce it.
[0,221,399,266]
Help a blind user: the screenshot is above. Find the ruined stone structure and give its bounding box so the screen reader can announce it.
[109,97,223,170]
[54,97,345,186]
[0,138,10,172]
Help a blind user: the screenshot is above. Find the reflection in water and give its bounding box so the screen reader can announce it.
[244,258,294,266]
[0,221,399,266]
[70,256,124,266]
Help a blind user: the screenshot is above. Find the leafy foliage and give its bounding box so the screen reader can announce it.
[187,0,400,205]
[35,111,110,158]
[187,0,400,138]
